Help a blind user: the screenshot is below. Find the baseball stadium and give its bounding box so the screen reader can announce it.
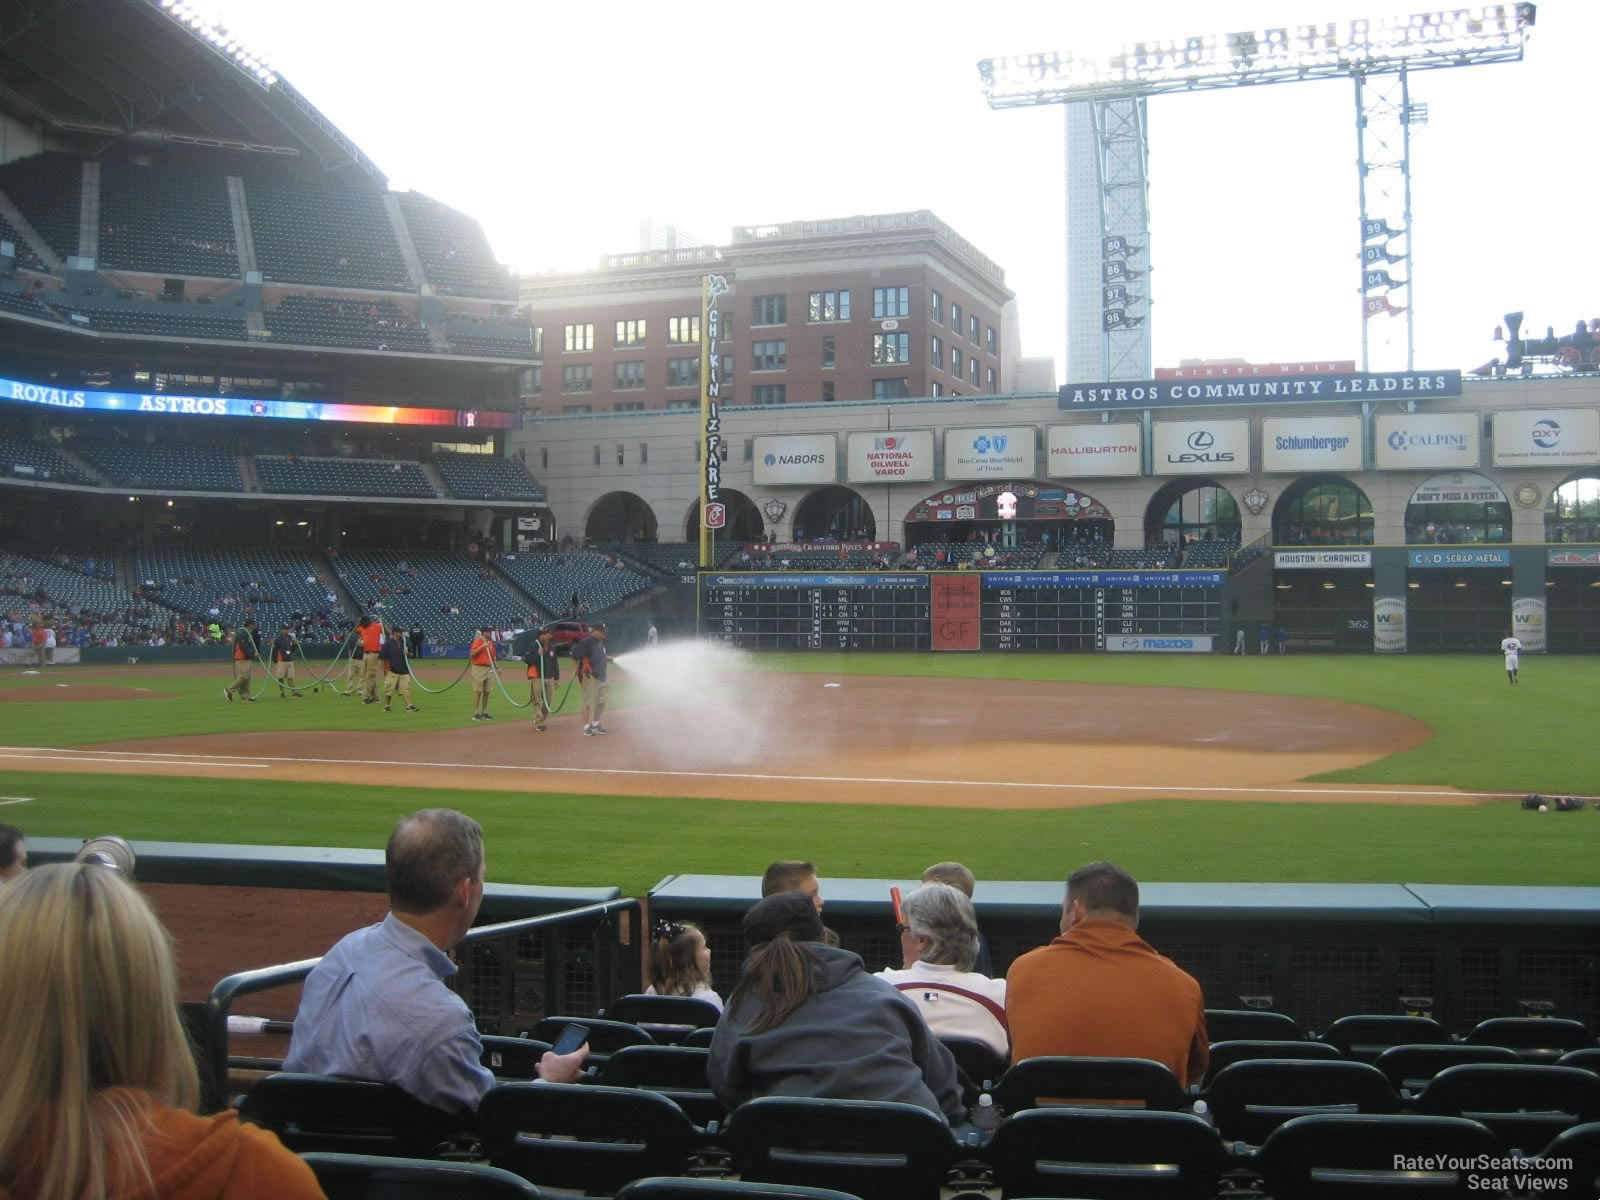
[0,1,1597,1195]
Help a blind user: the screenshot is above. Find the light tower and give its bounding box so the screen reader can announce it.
[980,5,1536,376]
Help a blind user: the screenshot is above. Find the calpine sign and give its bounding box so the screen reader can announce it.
[1060,369,1461,410]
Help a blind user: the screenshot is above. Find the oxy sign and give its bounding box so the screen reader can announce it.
[1492,409,1600,468]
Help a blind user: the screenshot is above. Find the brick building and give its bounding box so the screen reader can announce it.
[519,210,1018,415]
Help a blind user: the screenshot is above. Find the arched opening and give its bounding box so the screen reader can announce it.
[1273,475,1375,546]
[684,489,764,542]
[1145,479,1240,549]
[902,482,1112,563]
[1403,473,1510,544]
[1546,473,1600,543]
[585,491,657,543]
[793,485,876,542]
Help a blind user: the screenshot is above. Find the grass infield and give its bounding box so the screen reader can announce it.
[1,652,1596,892]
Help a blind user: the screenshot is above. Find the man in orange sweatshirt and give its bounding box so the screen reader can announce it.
[1006,860,1209,1087]
[468,626,496,721]
[355,614,383,703]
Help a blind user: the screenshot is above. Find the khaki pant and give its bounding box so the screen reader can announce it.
[273,660,296,693]
[581,676,609,725]
[226,659,253,698]
[384,672,413,707]
[470,663,492,714]
[359,654,380,700]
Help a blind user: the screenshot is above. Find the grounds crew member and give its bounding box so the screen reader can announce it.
[380,623,419,712]
[571,623,609,736]
[355,614,383,703]
[469,626,496,721]
[223,620,261,702]
[272,623,301,697]
[524,628,560,731]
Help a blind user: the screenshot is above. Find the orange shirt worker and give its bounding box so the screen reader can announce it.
[469,626,496,722]
[356,615,383,703]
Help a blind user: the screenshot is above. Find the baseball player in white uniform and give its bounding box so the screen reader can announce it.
[1500,633,1522,685]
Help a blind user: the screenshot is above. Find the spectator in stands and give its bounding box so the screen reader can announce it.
[0,823,24,883]
[877,883,1008,1058]
[761,860,823,913]
[0,863,324,1200]
[646,919,722,1011]
[1006,861,1208,1087]
[709,890,966,1124]
[921,861,992,976]
[285,808,586,1113]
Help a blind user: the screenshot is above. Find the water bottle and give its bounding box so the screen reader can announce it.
[972,1092,1001,1133]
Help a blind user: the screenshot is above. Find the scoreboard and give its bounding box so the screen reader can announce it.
[981,570,1223,651]
[700,570,1224,651]
[703,573,930,650]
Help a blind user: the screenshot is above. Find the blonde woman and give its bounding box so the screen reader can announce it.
[0,863,324,1200]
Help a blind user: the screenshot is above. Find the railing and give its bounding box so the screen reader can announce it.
[1229,529,1272,573]
[199,896,641,1112]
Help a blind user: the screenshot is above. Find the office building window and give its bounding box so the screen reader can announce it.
[751,339,787,371]
[614,318,647,347]
[872,332,911,364]
[752,384,787,405]
[667,398,697,409]
[666,357,699,387]
[561,364,593,392]
[986,325,997,354]
[521,364,543,396]
[822,335,835,369]
[950,348,962,378]
[640,443,648,464]
[532,326,543,354]
[931,381,943,397]
[744,438,754,462]
[667,315,700,344]
[752,294,786,326]
[872,378,910,400]
[616,443,626,465]
[822,381,835,403]
[563,405,590,415]
[563,323,593,353]
[807,290,851,322]
[721,354,734,383]
[950,303,962,334]
[539,446,549,468]
[872,286,910,318]
[931,335,943,369]
[986,366,997,391]
[592,444,601,465]
[970,356,979,386]
[614,360,645,390]
[931,290,943,324]
[615,401,645,412]
[970,314,979,343]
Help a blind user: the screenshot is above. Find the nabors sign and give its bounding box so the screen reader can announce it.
[752,434,837,485]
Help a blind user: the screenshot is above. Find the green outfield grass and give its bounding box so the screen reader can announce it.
[1,651,1596,890]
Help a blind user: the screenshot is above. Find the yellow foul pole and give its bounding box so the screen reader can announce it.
[699,274,729,568]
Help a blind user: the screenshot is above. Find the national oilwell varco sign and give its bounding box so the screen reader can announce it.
[1059,369,1462,410]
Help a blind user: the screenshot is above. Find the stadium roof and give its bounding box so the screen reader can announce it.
[0,0,385,183]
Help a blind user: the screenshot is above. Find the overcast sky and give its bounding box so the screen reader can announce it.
[201,0,1594,381]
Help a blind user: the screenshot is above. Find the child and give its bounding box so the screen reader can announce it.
[647,919,723,1010]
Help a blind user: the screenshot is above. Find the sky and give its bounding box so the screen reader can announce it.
[199,0,1597,382]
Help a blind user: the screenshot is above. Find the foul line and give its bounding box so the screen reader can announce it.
[0,796,33,806]
[0,745,1556,801]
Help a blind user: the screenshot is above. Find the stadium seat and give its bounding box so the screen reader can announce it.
[1251,1113,1502,1199]
[940,1036,1009,1093]
[1463,1016,1596,1062]
[1559,1048,1600,1074]
[1318,1014,1450,1063]
[1204,1008,1302,1042]
[722,1096,959,1200]
[598,1044,724,1128]
[683,1027,717,1048]
[480,1035,552,1081]
[1201,1059,1399,1145]
[988,1107,1230,1199]
[397,190,518,300]
[0,152,80,259]
[301,1152,544,1199]
[527,1016,656,1055]
[98,161,238,278]
[237,1072,463,1157]
[1372,1043,1520,1095]
[1539,1122,1600,1196]
[1412,1063,1600,1153]
[614,1180,863,1200]
[605,994,724,1031]
[434,452,544,501]
[475,1082,697,1194]
[1202,1039,1343,1087]
[496,550,653,617]
[994,1056,1189,1113]
[244,174,412,291]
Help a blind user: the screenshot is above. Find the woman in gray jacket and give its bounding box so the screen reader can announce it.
[708,890,967,1125]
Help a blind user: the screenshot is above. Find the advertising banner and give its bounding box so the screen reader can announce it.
[1512,597,1547,653]
[1408,548,1511,568]
[930,574,981,651]
[0,648,81,665]
[846,430,934,483]
[1046,424,1143,477]
[1374,411,1480,470]
[752,434,837,485]
[1104,635,1215,652]
[1374,596,1407,653]
[1061,369,1461,410]
[944,426,1036,479]
[1273,550,1373,569]
[1152,419,1250,475]
[1261,416,1363,473]
[1408,472,1505,505]
[1491,409,1600,468]
[1549,548,1600,566]
[983,571,1225,587]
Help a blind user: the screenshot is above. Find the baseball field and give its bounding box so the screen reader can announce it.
[1,645,1595,895]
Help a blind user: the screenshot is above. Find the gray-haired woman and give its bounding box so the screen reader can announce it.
[877,882,1009,1058]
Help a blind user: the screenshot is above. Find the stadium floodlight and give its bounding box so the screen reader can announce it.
[979,5,1535,105]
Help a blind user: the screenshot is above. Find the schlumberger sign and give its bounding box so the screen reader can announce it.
[1060,369,1462,410]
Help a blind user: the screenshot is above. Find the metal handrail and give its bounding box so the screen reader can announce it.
[200,896,640,1112]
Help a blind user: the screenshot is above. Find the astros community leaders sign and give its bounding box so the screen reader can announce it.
[1060,369,1461,410]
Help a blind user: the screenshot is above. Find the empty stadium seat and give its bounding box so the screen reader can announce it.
[1205,1008,1303,1042]
[1251,1113,1502,1200]
[988,1107,1230,1200]
[434,452,544,501]
[397,191,517,299]
[1202,1059,1399,1145]
[263,294,433,353]
[605,994,723,1031]
[723,1096,959,1200]
[1464,1016,1596,1063]
[331,550,534,647]
[302,1152,545,1199]
[256,454,435,498]
[2,546,165,643]
[1202,1039,1343,1088]
[526,1016,655,1056]
[995,1056,1190,1113]
[496,550,652,616]
[939,1036,1009,1094]
[480,1035,553,1081]
[1319,1014,1450,1063]
[0,432,90,484]
[1412,1063,1600,1152]
[448,328,539,359]
[614,1181,862,1200]
[1540,1121,1600,1196]
[0,209,48,272]
[57,303,250,342]
[1559,1048,1600,1074]
[238,1072,463,1157]
[598,1044,724,1128]
[0,286,58,320]
[73,437,242,491]
[1371,1043,1519,1095]
[0,152,80,259]
[98,162,238,277]
[244,175,411,291]
[133,545,346,634]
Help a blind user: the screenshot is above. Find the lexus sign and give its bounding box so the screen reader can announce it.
[1152,420,1250,475]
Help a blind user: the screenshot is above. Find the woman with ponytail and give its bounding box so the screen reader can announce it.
[707,890,966,1125]
[646,919,722,1011]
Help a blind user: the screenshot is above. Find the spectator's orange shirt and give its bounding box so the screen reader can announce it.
[470,636,495,665]
[358,623,382,653]
[32,627,46,647]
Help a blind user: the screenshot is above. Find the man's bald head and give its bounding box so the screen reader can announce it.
[386,808,483,914]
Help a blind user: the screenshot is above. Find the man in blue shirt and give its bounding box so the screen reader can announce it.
[284,808,586,1112]
[570,623,610,737]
